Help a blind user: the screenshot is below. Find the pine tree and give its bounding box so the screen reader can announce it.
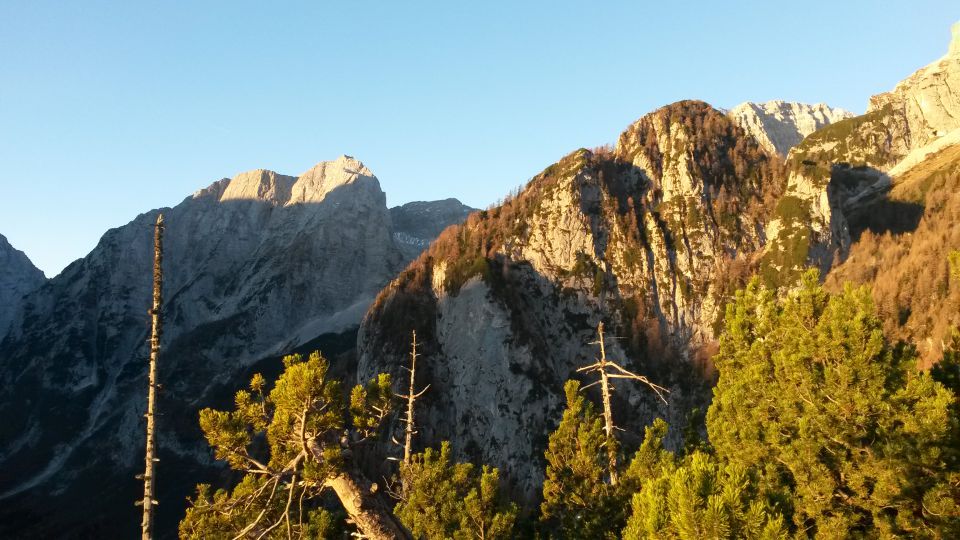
[707,270,960,536]
[395,442,517,540]
[540,317,671,539]
[180,351,410,540]
[540,380,623,539]
[933,331,960,405]
[623,451,788,540]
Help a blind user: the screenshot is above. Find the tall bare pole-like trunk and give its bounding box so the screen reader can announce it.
[577,321,669,487]
[140,213,164,540]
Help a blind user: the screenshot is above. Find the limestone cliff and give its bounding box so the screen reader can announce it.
[358,101,784,501]
[867,21,960,152]
[729,100,854,157]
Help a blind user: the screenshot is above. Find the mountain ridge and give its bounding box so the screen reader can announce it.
[0,156,472,539]
[359,100,783,501]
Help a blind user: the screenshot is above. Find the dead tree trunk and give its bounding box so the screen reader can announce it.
[140,213,164,540]
[596,322,618,485]
[578,321,669,487]
[402,330,429,466]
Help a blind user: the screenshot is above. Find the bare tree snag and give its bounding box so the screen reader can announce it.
[401,330,429,466]
[597,322,618,485]
[140,213,164,540]
[577,321,668,486]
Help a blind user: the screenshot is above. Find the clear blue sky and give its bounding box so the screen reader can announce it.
[1,1,957,277]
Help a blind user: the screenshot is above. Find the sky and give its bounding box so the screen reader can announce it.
[1,1,958,277]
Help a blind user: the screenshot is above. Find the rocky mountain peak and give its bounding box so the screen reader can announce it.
[358,100,785,501]
[390,198,476,260]
[728,100,855,157]
[219,169,296,204]
[759,22,960,285]
[616,100,782,204]
[291,155,375,204]
[217,155,377,206]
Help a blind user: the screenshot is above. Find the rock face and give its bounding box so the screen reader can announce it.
[0,156,469,539]
[358,101,784,501]
[762,22,960,280]
[390,198,475,260]
[729,100,855,157]
[0,234,45,340]
[868,22,960,152]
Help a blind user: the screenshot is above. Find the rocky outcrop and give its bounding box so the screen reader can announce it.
[0,234,45,340]
[761,22,960,279]
[0,156,469,539]
[390,198,475,260]
[868,21,960,152]
[358,101,783,501]
[729,101,854,157]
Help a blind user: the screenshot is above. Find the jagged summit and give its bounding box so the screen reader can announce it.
[728,100,854,156]
[291,155,375,204]
[390,198,476,260]
[217,155,377,206]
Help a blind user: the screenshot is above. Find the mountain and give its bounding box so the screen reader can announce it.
[391,199,476,260]
[762,20,960,281]
[358,22,960,509]
[0,234,45,341]
[729,100,854,157]
[0,156,471,539]
[4,18,959,540]
[358,101,784,501]
[868,20,960,170]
